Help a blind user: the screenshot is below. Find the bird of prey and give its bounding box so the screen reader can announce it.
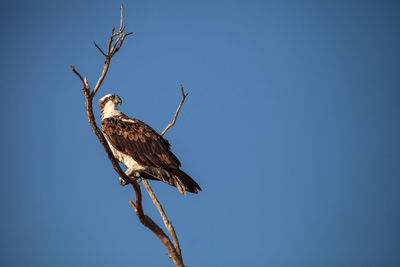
[99,94,201,194]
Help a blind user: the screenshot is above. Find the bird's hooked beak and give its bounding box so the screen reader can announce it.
[116,95,122,105]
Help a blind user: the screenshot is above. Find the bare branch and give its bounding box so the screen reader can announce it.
[129,197,184,267]
[84,77,89,89]
[160,84,189,137]
[129,200,137,210]
[119,4,124,32]
[110,34,123,54]
[70,65,85,86]
[88,4,135,98]
[106,30,114,55]
[94,41,107,57]
[142,179,182,257]
[91,57,111,98]
[70,65,90,94]
[112,32,133,56]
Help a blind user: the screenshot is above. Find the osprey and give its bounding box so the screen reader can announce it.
[99,94,201,194]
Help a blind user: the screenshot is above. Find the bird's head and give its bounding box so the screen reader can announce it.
[99,93,122,108]
[99,94,122,118]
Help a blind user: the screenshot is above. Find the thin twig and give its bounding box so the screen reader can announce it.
[142,179,182,257]
[91,57,111,98]
[70,65,90,94]
[70,66,87,88]
[112,32,133,55]
[110,34,122,53]
[160,84,189,137]
[119,4,124,32]
[107,30,114,55]
[94,41,107,57]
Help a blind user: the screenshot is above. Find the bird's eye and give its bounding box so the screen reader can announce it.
[110,95,114,99]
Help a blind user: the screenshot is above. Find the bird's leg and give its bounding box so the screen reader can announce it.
[133,171,142,184]
[118,168,141,186]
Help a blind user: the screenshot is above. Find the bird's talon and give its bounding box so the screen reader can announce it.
[118,177,128,186]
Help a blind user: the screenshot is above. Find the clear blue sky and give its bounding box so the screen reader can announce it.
[1,1,399,266]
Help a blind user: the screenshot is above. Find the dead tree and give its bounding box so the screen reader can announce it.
[70,5,189,267]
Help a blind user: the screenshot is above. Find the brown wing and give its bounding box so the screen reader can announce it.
[101,115,181,169]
